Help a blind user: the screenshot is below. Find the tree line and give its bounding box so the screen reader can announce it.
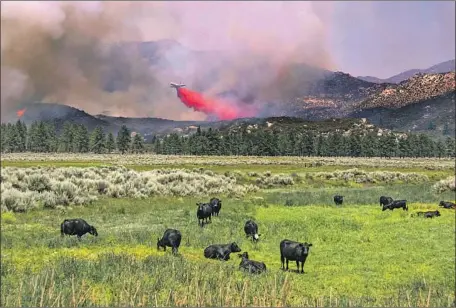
[1,121,145,154]
[154,127,456,158]
[1,120,455,158]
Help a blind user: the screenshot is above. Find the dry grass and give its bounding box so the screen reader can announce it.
[1,153,454,170]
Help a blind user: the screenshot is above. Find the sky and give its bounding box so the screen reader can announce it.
[329,1,455,78]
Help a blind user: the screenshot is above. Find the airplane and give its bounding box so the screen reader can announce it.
[170,82,186,89]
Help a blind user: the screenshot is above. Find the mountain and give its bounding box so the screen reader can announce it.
[3,39,454,138]
[358,59,455,84]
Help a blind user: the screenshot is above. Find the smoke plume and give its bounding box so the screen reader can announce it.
[1,1,334,121]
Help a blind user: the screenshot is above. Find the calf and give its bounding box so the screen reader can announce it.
[238,252,267,274]
[157,229,182,255]
[209,198,222,216]
[439,201,456,209]
[244,219,261,242]
[382,200,408,211]
[416,210,441,218]
[60,218,98,240]
[379,196,394,207]
[334,195,344,206]
[196,203,212,226]
[280,239,312,274]
[204,242,241,261]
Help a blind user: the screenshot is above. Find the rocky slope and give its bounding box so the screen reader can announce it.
[358,59,455,84]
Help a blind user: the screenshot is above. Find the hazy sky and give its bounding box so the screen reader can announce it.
[329,1,455,78]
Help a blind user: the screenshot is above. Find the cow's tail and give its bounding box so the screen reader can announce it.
[60,222,65,237]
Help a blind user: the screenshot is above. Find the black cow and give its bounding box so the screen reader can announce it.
[382,200,408,211]
[157,229,182,255]
[60,218,98,240]
[196,203,212,226]
[238,252,267,274]
[244,220,261,242]
[416,210,441,218]
[380,196,394,207]
[204,242,241,261]
[334,195,344,206]
[209,198,222,216]
[439,201,456,209]
[280,239,312,274]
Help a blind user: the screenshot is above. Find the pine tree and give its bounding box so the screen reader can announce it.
[435,140,446,158]
[90,126,106,154]
[445,137,455,158]
[59,121,75,152]
[361,134,378,157]
[348,134,362,157]
[78,125,90,153]
[106,132,116,153]
[442,123,450,136]
[0,123,6,152]
[45,122,59,152]
[15,120,27,152]
[131,133,145,153]
[116,125,131,154]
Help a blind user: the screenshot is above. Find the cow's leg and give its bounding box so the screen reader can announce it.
[286,259,289,271]
[296,260,300,272]
[301,262,304,274]
[172,246,177,255]
[77,235,82,241]
[280,254,285,270]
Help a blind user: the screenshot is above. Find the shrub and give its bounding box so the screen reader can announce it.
[0,166,259,212]
[432,176,456,193]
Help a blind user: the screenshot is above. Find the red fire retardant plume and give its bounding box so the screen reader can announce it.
[177,88,256,120]
[17,108,26,118]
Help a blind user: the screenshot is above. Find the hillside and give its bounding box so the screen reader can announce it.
[354,72,455,110]
[349,91,455,137]
[358,59,455,84]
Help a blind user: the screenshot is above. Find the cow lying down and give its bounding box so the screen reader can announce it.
[238,252,266,274]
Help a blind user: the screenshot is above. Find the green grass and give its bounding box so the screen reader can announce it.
[2,187,455,307]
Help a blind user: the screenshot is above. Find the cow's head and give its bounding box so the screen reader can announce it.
[157,237,164,250]
[439,201,445,206]
[435,211,441,216]
[297,242,312,256]
[382,204,388,211]
[238,252,249,259]
[230,242,242,253]
[89,226,98,236]
[253,233,261,241]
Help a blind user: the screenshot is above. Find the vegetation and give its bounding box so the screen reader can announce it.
[2,191,455,307]
[1,153,455,306]
[1,120,455,158]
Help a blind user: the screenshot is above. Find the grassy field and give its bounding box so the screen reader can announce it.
[1,154,455,307]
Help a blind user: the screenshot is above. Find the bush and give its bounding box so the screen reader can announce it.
[1,166,259,212]
[432,176,456,193]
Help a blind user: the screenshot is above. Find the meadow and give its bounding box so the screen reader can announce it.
[1,154,455,307]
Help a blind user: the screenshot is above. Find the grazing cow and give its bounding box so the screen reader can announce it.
[204,242,241,261]
[238,252,267,274]
[244,220,261,242]
[415,210,441,218]
[196,203,212,226]
[379,196,394,207]
[334,195,344,206]
[60,218,98,240]
[157,229,182,255]
[439,201,456,209]
[280,239,312,274]
[209,198,222,216]
[382,200,408,211]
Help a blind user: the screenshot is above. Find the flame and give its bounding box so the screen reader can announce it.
[17,108,26,118]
